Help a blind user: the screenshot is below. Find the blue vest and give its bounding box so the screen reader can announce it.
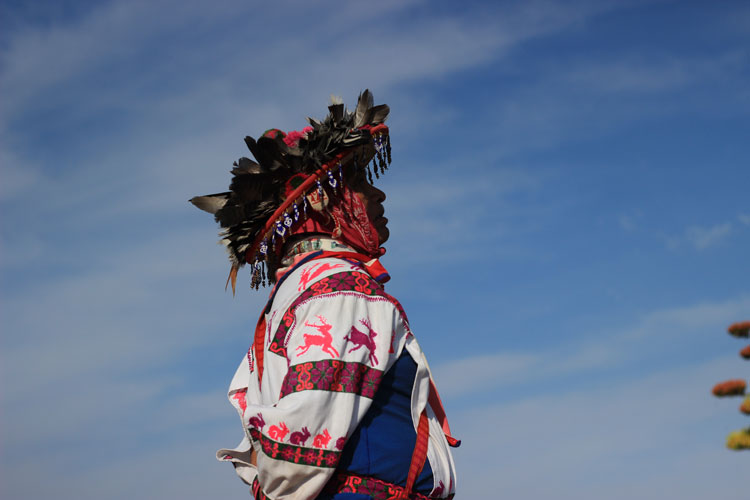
[318,353,434,499]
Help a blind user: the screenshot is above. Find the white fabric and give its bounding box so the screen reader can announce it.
[217,257,457,499]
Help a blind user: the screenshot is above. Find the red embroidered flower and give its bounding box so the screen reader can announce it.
[281,447,295,461]
[279,369,298,397]
[261,440,272,454]
[303,449,320,465]
[311,360,337,390]
[361,369,382,398]
[339,364,363,392]
[324,452,339,466]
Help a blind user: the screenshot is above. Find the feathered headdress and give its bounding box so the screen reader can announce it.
[190,90,391,291]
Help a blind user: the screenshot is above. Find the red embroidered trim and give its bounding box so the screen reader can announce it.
[248,429,341,468]
[279,359,384,399]
[404,410,430,497]
[324,472,454,500]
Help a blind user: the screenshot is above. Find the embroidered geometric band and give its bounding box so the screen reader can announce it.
[323,472,455,500]
[279,360,384,399]
[248,429,341,468]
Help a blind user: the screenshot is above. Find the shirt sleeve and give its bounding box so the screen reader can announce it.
[247,285,409,499]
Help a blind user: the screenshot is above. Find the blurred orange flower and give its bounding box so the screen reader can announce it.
[740,345,750,359]
[712,379,747,397]
[728,321,750,338]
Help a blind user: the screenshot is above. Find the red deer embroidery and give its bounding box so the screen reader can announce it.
[335,437,347,450]
[344,318,379,366]
[298,262,343,291]
[232,390,247,412]
[268,422,289,441]
[297,315,340,358]
[313,429,331,448]
[289,426,311,445]
[248,413,265,430]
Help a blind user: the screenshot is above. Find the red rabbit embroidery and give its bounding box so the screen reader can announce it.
[268,422,289,441]
[297,315,340,358]
[289,426,311,445]
[344,318,379,366]
[313,429,331,448]
[248,413,265,430]
[298,262,343,291]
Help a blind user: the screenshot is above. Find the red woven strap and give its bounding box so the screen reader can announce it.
[428,379,460,447]
[402,409,430,498]
[251,476,262,499]
[253,315,266,383]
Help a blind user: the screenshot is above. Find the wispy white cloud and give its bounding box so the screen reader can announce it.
[685,222,732,250]
[434,294,750,398]
[451,356,747,499]
[738,214,750,226]
[560,50,748,93]
[619,213,637,231]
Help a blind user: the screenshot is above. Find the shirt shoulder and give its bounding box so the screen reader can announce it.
[267,257,411,359]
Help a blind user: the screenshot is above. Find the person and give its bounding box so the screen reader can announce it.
[191,91,459,499]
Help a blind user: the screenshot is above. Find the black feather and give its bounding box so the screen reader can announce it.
[354,89,374,128]
[328,103,344,125]
[189,193,230,214]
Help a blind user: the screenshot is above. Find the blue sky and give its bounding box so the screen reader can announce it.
[1,0,749,498]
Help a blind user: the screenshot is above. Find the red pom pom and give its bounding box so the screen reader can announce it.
[282,126,313,147]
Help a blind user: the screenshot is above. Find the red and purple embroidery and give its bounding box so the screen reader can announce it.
[344,318,380,366]
[267,422,289,441]
[289,426,311,446]
[231,389,247,412]
[279,359,383,399]
[249,428,342,468]
[313,429,331,448]
[297,262,344,291]
[335,436,347,450]
[295,315,340,358]
[270,270,409,357]
[324,472,454,500]
[248,412,265,430]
